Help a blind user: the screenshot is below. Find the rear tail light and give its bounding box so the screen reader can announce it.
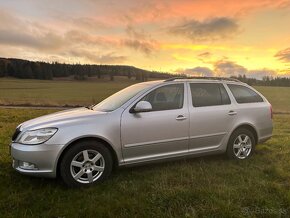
[270,104,273,119]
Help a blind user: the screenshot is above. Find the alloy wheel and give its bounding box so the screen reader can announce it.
[232,134,252,159]
[70,150,105,184]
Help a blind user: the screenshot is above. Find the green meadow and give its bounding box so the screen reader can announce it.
[0,109,290,217]
[0,78,290,217]
[0,78,290,112]
[0,78,135,107]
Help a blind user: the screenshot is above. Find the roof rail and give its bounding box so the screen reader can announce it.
[164,76,240,82]
[164,77,187,82]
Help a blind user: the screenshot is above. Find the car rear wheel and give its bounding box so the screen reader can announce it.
[59,140,113,187]
[227,128,255,160]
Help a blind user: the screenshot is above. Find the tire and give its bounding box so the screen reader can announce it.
[59,140,113,188]
[226,128,256,160]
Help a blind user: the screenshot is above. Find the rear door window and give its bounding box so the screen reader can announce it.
[190,83,231,107]
[227,84,264,104]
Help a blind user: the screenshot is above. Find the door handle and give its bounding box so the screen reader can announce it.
[228,110,237,116]
[176,115,187,120]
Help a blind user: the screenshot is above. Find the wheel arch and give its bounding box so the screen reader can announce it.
[230,123,258,145]
[56,136,119,177]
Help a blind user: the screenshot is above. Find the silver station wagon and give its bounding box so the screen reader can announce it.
[11,77,273,187]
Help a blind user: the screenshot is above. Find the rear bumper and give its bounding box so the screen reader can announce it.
[11,142,64,178]
[258,135,272,144]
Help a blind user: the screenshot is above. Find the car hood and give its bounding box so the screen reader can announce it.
[19,107,107,131]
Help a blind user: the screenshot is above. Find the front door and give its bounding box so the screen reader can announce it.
[121,83,189,163]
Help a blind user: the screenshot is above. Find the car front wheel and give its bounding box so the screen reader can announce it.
[59,140,113,187]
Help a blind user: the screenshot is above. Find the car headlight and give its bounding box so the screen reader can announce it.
[16,128,58,145]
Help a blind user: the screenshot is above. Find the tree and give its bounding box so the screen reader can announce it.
[136,72,141,80]
[22,63,33,79]
[7,63,15,77]
[0,60,7,77]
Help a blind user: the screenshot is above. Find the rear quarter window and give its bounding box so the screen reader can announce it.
[227,84,264,104]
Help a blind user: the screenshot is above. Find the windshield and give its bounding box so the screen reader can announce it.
[93,83,149,112]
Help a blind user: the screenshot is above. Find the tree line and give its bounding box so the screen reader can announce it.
[1,58,290,86]
[231,75,290,87]
[0,58,173,81]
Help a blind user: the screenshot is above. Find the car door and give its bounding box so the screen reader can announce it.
[188,82,236,151]
[121,83,189,163]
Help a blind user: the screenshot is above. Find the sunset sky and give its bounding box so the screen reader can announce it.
[0,0,290,78]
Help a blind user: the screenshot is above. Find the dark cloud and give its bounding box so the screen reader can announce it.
[176,67,214,77]
[169,17,239,41]
[275,47,290,62]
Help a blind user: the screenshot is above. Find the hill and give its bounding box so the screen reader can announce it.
[0,57,173,81]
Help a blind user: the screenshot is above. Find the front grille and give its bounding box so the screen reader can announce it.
[12,127,21,141]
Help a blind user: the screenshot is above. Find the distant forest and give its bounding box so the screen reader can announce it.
[231,75,290,87]
[0,57,173,81]
[1,57,290,87]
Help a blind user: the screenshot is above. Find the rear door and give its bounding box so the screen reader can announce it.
[188,82,236,151]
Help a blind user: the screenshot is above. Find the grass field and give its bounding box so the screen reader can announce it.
[1,78,290,217]
[0,78,135,107]
[255,86,290,113]
[0,78,290,112]
[0,109,290,217]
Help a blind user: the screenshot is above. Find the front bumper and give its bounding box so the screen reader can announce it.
[11,142,64,178]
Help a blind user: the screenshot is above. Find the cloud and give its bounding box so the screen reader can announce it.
[175,63,281,79]
[248,69,276,79]
[64,30,119,47]
[0,29,65,51]
[214,60,248,76]
[197,52,211,57]
[72,17,110,30]
[212,60,277,79]
[169,17,239,42]
[122,25,158,55]
[121,39,156,55]
[176,67,214,77]
[0,10,66,51]
[125,25,147,40]
[0,10,129,63]
[275,47,290,62]
[68,50,127,64]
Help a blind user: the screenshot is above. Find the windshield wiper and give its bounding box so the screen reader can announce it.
[85,104,95,110]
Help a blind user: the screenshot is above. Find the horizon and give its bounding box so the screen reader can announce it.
[0,0,290,79]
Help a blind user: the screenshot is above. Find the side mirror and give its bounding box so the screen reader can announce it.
[133,101,152,113]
